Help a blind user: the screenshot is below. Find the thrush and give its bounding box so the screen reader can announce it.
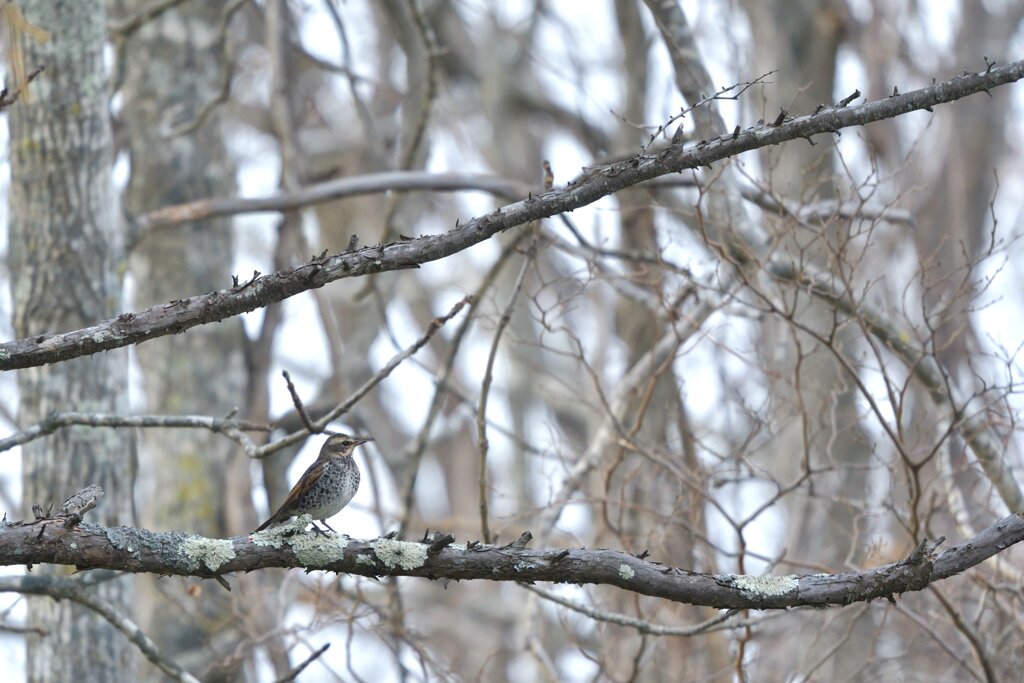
[254,433,371,534]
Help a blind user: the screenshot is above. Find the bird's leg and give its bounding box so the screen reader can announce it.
[320,519,338,534]
[309,522,328,536]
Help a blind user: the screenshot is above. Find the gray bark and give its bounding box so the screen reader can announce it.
[7,2,134,681]
[0,507,1021,610]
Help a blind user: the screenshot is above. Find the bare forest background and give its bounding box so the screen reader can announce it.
[1,1,1024,682]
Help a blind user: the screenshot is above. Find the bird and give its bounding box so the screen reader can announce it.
[254,433,371,534]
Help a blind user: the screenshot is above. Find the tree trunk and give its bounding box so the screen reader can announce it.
[7,2,134,681]
[116,1,250,679]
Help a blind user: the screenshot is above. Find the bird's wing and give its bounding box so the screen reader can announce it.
[277,459,325,513]
[254,460,325,531]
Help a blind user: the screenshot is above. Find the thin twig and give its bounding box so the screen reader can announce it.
[0,65,45,110]
[0,621,47,635]
[397,233,528,536]
[477,244,535,543]
[281,371,318,434]
[108,0,191,37]
[250,296,473,459]
[524,584,751,636]
[640,69,778,153]
[164,0,250,137]
[273,643,330,683]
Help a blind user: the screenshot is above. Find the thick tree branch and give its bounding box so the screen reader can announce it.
[1,59,1021,371]
[2,490,1023,610]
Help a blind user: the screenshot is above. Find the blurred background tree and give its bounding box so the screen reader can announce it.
[2,1,1023,681]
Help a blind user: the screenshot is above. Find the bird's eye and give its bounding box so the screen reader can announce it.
[342,440,352,447]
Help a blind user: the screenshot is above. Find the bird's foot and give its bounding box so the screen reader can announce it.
[310,521,341,536]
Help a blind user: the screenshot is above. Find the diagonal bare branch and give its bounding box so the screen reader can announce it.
[0,574,200,683]
[1,59,1021,372]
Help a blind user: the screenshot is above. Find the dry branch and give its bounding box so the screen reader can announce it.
[2,488,1023,611]
[2,60,1021,371]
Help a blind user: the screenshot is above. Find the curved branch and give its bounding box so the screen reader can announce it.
[1,504,1022,610]
[0,574,200,683]
[1,59,1021,371]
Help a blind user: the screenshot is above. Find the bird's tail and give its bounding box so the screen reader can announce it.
[253,513,282,533]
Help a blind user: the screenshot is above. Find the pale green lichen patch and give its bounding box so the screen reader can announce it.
[730,574,798,597]
[373,538,428,571]
[250,515,313,549]
[250,516,347,567]
[356,553,377,567]
[291,533,347,567]
[180,537,236,572]
[619,564,635,580]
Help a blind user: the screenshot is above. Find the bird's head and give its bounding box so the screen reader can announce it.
[321,433,372,458]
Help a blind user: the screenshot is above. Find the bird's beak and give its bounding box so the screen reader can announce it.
[355,436,373,445]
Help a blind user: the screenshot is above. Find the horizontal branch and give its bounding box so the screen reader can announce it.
[2,494,1023,610]
[134,171,530,231]
[0,411,271,454]
[1,59,1020,371]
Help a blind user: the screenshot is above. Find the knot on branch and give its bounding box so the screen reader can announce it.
[422,530,455,555]
[59,485,103,528]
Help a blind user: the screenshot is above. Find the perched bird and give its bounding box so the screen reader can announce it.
[254,433,371,534]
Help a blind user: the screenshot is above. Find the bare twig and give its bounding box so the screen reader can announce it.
[535,288,728,543]
[524,584,746,636]
[273,643,330,683]
[281,371,317,435]
[163,0,250,137]
[766,257,1024,512]
[0,65,45,110]
[477,245,535,543]
[640,69,778,152]
[397,233,528,537]
[108,0,191,37]
[248,296,474,459]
